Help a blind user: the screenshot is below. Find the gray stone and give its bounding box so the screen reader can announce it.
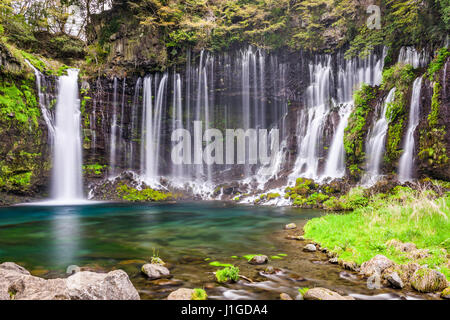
[410,268,447,293]
[286,235,304,241]
[328,258,338,264]
[360,255,394,277]
[303,288,355,301]
[141,263,170,280]
[66,270,140,300]
[386,272,404,289]
[303,244,317,252]
[249,255,268,265]
[0,262,139,300]
[167,288,194,300]
[284,223,297,230]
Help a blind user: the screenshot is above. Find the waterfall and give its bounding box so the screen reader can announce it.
[288,49,386,183]
[291,56,332,179]
[362,88,396,185]
[398,77,423,182]
[52,69,83,201]
[119,78,126,167]
[109,78,118,175]
[25,60,55,142]
[141,74,168,184]
[398,47,430,68]
[172,73,184,179]
[323,104,352,179]
[129,78,142,169]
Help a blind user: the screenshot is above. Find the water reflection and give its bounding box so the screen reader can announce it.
[50,207,81,268]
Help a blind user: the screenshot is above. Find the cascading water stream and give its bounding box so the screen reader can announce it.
[141,74,168,185]
[323,103,352,179]
[398,77,423,182]
[109,77,118,175]
[172,73,184,179]
[291,56,332,180]
[289,49,386,184]
[52,69,83,201]
[24,60,55,142]
[398,47,430,68]
[362,88,396,185]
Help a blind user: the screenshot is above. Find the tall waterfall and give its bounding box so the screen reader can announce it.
[290,49,386,182]
[141,74,168,183]
[52,69,83,201]
[398,77,423,182]
[171,73,184,179]
[292,56,332,179]
[362,88,396,185]
[323,103,352,179]
[109,78,118,175]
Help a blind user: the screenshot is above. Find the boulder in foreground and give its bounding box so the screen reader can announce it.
[0,262,140,300]
[303,288,355,300]
[410,268,447,293]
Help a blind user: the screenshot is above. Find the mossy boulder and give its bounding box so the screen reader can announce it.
[410,268,447,293]
[441,287,450,299]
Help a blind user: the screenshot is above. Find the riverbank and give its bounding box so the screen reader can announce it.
[302,186,450,297]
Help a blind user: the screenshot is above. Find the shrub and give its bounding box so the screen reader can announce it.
[192,288,207,300]
[215,266,240,283]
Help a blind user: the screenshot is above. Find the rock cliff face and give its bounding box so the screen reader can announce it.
[0,47,53,205]
[1,31,449,204]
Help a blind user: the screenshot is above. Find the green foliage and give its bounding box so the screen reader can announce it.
[0,82,39,128]
[347,0,448,59]
[419,81,449,167]
[298,287,309,296]
[381,64,416,164]
[304,192,450,280]
[192,288,207,300]
[116,184,175,202]
[83,164,107,176]
[344,84,377,178]
[266,193,280,201]
[215,266,240,283]
[427,47,450,81]
[20,51,46,72]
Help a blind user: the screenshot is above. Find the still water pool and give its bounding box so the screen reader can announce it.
[0,202,424,300]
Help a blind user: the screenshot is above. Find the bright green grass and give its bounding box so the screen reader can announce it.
[304,194,450,280]
[209,261,233,267]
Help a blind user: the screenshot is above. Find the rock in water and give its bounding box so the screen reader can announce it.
[410,268,447,293]
[303,244,317,252]
[141,263,170,280]
[303,288,355,301]
[0,262,140,300]
[284,223,297,230]
[248,255,268,265]
[328,258,338,264]
[280,293,293,300]
[167,288,194,300]
[386,272,404,289]
[360,255,394,277]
